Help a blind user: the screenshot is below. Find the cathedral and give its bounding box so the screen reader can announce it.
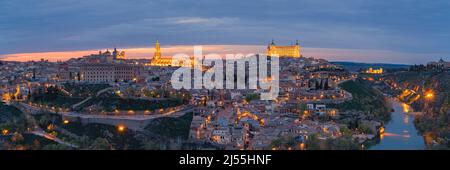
[149,40,178,66]
[267,40,301,58]
[149,40,193,67]
[83,48,126,63]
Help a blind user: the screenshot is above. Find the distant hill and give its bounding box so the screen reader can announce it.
[332,61,410,72]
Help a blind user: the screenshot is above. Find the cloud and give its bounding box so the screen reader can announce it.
[167,17,238,25]
[1,0,450,63]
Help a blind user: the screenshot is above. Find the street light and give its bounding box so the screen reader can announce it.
[425,91,434,100]
[117,125,126,132]
[2,129,8,135]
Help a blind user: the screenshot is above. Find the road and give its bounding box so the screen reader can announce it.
[20,102,191,120]
[71,87,114,109]
[30,129,78,148]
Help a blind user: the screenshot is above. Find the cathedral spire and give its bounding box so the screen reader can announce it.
[154,39,161,59]
[156,39,160,49]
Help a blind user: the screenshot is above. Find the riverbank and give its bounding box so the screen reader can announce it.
[369,98,426,150]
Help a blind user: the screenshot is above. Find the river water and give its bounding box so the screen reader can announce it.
[369,99,426,150]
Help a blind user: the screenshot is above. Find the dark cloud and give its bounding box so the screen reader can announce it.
[1,0,450,63]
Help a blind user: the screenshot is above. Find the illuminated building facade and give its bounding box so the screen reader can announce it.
[267,40,301,58]
[112,48,126,60]
[80,63,144,83]
[365,67,383,74]
[149,40,180,67]
[1,92,11,103]
[83,48,125,63]
[149,40,194,67]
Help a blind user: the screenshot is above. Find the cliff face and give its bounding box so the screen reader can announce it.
[384,71,450,148]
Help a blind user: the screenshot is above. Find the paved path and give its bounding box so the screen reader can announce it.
[30,129,78,148]
[71,87,114,109]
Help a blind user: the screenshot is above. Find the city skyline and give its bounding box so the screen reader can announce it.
[1,0,450,64]
[1,44,448,65]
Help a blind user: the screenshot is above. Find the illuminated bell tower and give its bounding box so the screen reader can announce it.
[154,39,161,60]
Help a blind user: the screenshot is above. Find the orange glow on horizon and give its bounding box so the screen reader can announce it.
[0,45,265,62]
[1,45,423,64]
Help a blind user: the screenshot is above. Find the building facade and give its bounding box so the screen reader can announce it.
[149,40,175,66]
[149,40,191,67]
[82,48,126,64]
[428,58,450,69]
[80,63,144,83]
[365,67,383,74]
[267,40,301,58]
[57,63,80,82]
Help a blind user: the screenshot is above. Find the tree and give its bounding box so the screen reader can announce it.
[32,139,41,150]
[42,144,72,150]
[141,140,160,150]
[74,135,91,149]
[326,136,360,150]
[339,125,352,136]
[305,134,321,150]
[39,115,51,127]
[89,138,113,150]
[11,133,24,144]
[268,138,283,149]
[286,136,297,148]
[298,103,307,114]
[357,123,374,134]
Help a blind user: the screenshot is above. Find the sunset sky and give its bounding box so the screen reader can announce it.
[1,0,449,64]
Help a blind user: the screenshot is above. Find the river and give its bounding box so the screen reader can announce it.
[369,99,426,150]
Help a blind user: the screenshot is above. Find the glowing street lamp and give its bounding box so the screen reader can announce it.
[299,143,305,150]
[2,129,9,135]
[425,91,434,100]
[117,125,126,132]
[63,120,70,124]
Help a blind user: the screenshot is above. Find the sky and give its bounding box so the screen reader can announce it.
[1,0,450,64]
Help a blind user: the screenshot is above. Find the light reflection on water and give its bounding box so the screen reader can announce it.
[369,99,426,150]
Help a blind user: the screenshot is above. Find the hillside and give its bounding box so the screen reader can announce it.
[332,62,410,72]
[384,71,450,148]
[331,78,391,122]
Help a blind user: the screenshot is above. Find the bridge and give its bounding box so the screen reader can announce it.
[13,102,193,131]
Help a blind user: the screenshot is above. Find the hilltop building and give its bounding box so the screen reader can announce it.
[365,67,383,74]
[149,40,176,66]
[83,48,126,63]
[428,58,450,69]
[56,63,80,82]
[148,40,193,67]
[267,40,301,58]
[80,63,144,83]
